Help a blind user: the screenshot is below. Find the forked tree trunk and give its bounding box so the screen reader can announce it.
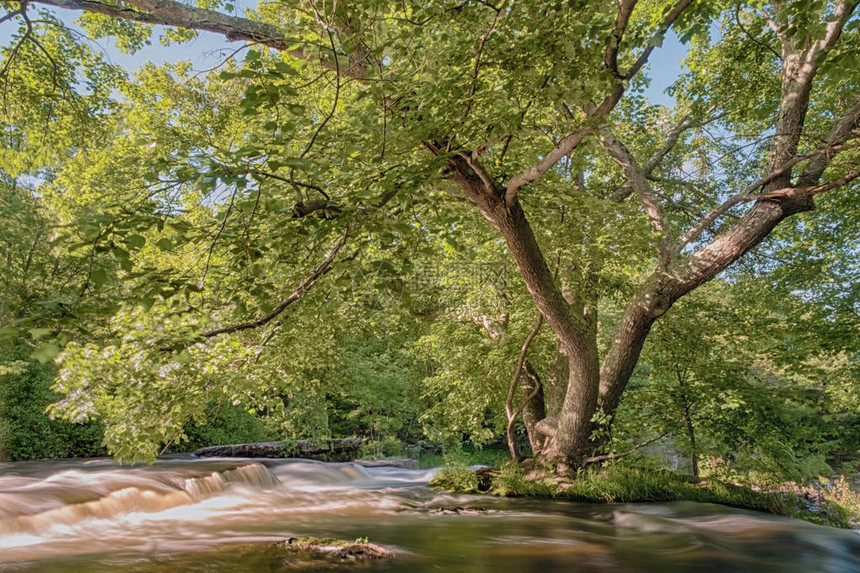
[447,145,822,470]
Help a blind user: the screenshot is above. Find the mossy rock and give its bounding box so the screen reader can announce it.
[430,506,490,515]
[281,537,391,562]
[429,466,499,493]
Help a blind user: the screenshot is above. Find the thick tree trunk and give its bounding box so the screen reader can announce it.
[543,349,569,422]
[551,352,601,470]
[443,150,815,471]
[493,203,601,469]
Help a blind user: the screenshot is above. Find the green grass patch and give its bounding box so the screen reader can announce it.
[416,445,509,469]
[432,462,855,529]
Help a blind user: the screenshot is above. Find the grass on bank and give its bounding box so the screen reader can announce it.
[430,462,860,529]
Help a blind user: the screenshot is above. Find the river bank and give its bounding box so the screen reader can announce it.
[429,462,860,529]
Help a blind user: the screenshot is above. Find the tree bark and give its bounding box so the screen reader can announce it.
[543,349,569,423]
[521,362,546,456]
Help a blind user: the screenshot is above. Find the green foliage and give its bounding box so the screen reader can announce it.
[177,403,271,452]
[615,274,860,482]
[492,462,557,497]
[0,356,104,461]
[426,446,511,491]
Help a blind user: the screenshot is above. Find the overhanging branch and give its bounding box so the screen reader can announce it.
[604,0,638,78]
[13,0,367,79]
[505,131,587,204]
[505,0,694,204]
[680,119,860,249]
[623,0,693,81]
[201,226,349,338]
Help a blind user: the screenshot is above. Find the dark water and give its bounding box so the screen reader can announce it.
[1,457,858,572]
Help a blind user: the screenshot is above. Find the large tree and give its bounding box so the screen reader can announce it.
[1,0,857,469]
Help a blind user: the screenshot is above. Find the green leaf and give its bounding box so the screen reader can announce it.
[91,268,107,288]
[176,349,193,365]
[280,157,309,168]
[81,224,101,242]
[31,342,61,364]
[274,61,299,76]
[29,327,52,340]
[126,234,146,249]
[0,325,18,340]
[112,245,130,261]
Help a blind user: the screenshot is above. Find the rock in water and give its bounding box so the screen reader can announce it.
[283,537,391,561]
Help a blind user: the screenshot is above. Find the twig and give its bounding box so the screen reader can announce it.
[506,313,544,461]
[584,432,670,464]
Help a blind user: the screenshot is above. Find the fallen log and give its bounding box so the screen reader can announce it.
[192,439,363,462]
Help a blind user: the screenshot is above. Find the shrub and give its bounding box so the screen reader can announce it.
[0,356,105,461]
[818,475,860,527]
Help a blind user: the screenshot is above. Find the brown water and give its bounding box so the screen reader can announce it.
[1,456,858,572]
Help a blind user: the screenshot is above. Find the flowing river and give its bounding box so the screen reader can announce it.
[1,456,858,572]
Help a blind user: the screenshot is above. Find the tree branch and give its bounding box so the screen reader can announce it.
[505,131,587,204]
[680,167,859,249]
[201,226,349,338]
[610,109,729,202]
[463,7,501,121]
[584,432,670,464]
[604,0,638,78]
[297,28,341,158]
[16,0,367,79]
[623,0,693,81]
[754,170,860,200]
[680,98,860,249]
[610,113,685,201]
[505,0,694,204]
[249,169,329,200]
[734,6,782,62]
[600,128,673,266]
[797,93,860,186]
[0,3,27,25]
[765,0,857,177]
